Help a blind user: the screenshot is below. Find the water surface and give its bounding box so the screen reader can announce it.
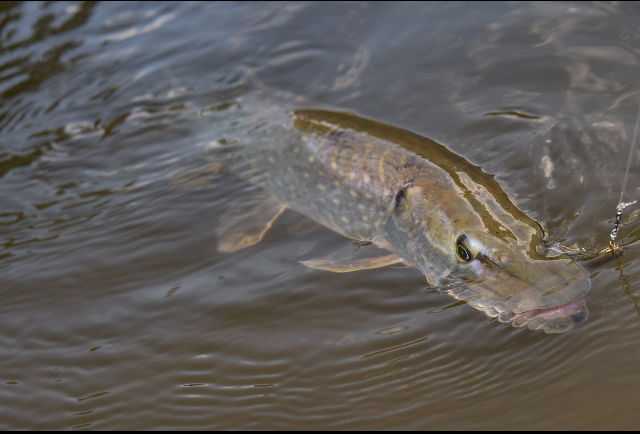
[2,1,640,429]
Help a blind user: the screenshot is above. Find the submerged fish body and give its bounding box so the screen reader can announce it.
[213,89,590,334]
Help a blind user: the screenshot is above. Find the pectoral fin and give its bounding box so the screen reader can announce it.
[216,189,285,253]
[286,215,319,236]
[301,253,404,273]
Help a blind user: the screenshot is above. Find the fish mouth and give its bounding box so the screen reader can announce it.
[444,254,592,333]
[484,298,589,334]
[464,258,592,334]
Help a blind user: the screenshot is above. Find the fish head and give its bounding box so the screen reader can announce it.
[389,178,590,333]
[444,229,590,334]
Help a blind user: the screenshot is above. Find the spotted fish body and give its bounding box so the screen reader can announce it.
[215,89,591,333]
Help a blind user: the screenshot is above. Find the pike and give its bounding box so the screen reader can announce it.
[212,87,591,334]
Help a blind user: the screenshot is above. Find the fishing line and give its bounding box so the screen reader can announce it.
[610,100,640,250]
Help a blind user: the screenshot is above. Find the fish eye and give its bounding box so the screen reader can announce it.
[456,236,474,262]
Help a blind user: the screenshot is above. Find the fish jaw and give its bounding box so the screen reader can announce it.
[483,298,589,334]
[461,257,591,334]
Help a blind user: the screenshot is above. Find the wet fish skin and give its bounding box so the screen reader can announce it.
[217,91,591,333]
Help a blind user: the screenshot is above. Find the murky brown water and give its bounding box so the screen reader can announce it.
[3,1,640,429]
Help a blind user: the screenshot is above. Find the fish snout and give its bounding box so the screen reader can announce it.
[509,263,591,312]
[469,258,591,333]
